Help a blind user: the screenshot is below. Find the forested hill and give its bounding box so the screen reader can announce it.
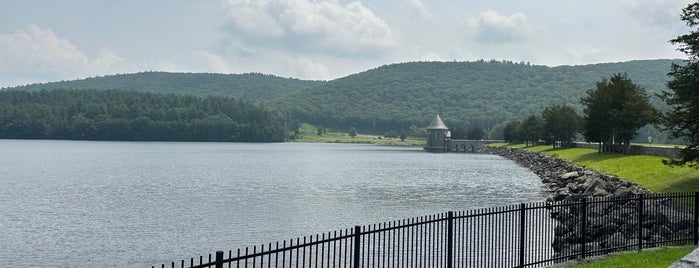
[0,89,287,142]
[5,72,325,103]
[277,59,678,133]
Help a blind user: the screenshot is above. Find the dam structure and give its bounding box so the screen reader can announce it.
[423,115,501,153]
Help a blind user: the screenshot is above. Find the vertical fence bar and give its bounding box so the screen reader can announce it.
[694,192,699,245]
[343,230,348,268]
[353,226,361,268]
[638,194,644,252]
[582,199,588,258]
[447,211,453,268]
[382,223,386,268]
[215,251,224,268]
[518,203,525,268]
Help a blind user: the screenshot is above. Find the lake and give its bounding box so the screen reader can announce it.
[0,140,547,267]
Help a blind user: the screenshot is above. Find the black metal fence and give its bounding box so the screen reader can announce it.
[153,192,698,268]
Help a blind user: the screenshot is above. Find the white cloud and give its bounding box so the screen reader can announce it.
[194,47,331,80]
[194,51,234,73]
[406,0,431,19]
[464,10,531,43]
[91,49,124,71]
[221,0,395,54]
[277,54,331,80]
[0,25,123,85]
[0,25,88,74]
[222,0,284,37]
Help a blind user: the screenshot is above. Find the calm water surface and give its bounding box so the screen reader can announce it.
[0,140,547,267]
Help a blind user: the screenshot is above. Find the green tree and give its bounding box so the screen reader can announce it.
[406,124,425,138]
[487,121,507,140]
[542,105,581,149]
[348,127,357,138]
[384,130,399,138]
[581,74,657,154]
[662,2,699,168]
[451,127,468,139]
[520,115,543,147]
[466,126,485,140]
[399,130,407,141]
[503,121,521,144]
[317,125,325,136]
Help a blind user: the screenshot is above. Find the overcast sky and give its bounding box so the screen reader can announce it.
[0,0,693,87]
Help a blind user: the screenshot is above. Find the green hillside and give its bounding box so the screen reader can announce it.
[4,72,325,103]
[2,59,679,140]
[278,59,677,134]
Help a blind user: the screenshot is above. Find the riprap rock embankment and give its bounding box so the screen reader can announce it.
[481,146,692,258]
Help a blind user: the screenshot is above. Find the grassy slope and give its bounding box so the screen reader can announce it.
[573,247,694,268]
[293,124,425,146]
[502,144,699,193]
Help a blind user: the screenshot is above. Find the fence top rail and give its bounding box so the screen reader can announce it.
[362,216,447,234]
[179,230,356,266]
[455,205,521,218]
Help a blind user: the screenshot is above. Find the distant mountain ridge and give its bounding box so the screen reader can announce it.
[5,59,680,134]
[277,59,679,133]
[4,71,325,104]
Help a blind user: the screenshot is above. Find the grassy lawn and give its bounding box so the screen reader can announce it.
[293,124,425,147]
[572,246,695,268]
[509,144,699,193]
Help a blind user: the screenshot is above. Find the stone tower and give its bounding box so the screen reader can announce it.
[425,115,450,152]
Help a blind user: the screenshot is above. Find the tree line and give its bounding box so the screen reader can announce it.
[0,89,288,142]
[502,73,657,153]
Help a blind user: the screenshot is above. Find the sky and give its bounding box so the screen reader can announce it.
[0,0,694,87]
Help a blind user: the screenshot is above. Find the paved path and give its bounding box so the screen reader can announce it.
[670,247,699,267]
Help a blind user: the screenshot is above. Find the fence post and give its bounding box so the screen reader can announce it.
[637,194,644,252]
[215,250,224,268]
[519,203,525,268]
[694,192,699,245]
[353,225,361,268]
[447,211,453,268]
[580,198,587,260]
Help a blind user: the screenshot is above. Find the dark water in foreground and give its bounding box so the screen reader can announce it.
[0,140,547,267]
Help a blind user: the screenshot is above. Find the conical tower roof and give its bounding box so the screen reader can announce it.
[427,115,448,130]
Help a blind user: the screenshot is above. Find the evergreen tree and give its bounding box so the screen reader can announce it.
[384,130,399,138]
[662,2,699,168]
[581,74,657,154]
[406,125,425,138]
[349,127,357,138]
[399,130,407,141]
[520,115,543,147]
[503,121,521,144]
[466,126,485,140]
[451,127,468,139]
[542,105,581,149]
